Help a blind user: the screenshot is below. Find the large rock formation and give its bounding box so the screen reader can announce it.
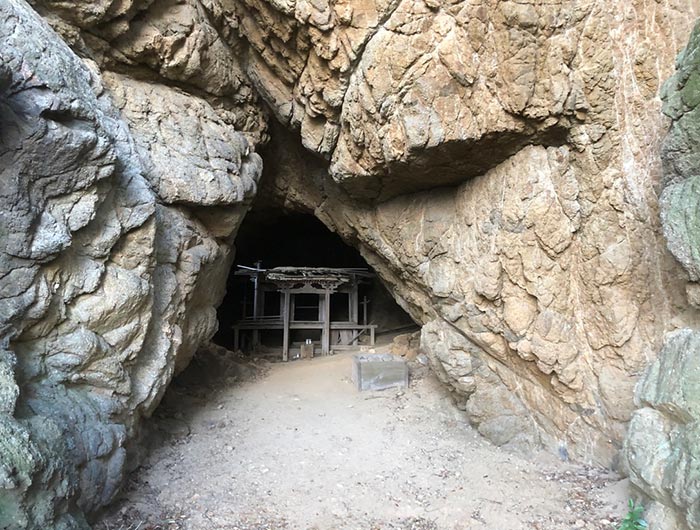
[243,0,698,463]
[1,0,699,528]
[623,20,700,530]
[0,1,261,528]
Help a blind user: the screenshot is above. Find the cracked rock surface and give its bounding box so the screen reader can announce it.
[1,1,261,528]
[623,19,700,530]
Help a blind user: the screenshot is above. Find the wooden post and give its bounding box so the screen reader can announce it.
[282,290,290,361]
[253,260,263,320]
[258,287,266,318]
[361,296,370,325]
[370,326,375,346]
[322,290,331,355]
[350,279,358,324]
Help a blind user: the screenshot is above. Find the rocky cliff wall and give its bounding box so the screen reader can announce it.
[623,20,700,530]
[0,1,262,528]
[1,0,700,528]
[244,0,699,464]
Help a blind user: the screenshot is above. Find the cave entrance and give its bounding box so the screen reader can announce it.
[215,212,415,359]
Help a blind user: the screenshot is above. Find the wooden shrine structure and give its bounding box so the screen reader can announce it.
[232,265,377,361]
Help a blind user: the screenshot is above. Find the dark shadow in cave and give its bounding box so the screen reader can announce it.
[214,211,416,356]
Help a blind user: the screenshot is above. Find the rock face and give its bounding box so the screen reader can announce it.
[623,20,700,530]
[625,331,700,530]
[1,0,700,528]
[0,1,261,528]
[237,0,578,194]
[235,0,695,200]
[235,0,698,462]
[256,116,693,462]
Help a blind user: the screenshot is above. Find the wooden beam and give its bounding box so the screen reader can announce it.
[234,322,377,331]
[282,290,290,362]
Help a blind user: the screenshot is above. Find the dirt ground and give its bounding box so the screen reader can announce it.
[96,346,630,530]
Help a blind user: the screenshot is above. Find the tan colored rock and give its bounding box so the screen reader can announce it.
[234,0,397,154]
[420,319,540,450]
[390,331,420,359]
[259,126,695,462]
[235,0,685,202]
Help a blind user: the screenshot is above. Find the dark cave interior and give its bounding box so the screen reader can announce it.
[214,211,415,354]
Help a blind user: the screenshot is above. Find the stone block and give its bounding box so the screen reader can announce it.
[352,354,408,391]
[301,341,314,359]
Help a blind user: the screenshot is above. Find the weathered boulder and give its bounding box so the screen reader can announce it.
[420,319,538,451]
[625,330,700,530]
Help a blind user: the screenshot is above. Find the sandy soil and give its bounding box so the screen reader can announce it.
[97,349,629,530]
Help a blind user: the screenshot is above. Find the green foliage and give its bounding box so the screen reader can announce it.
[619,499,648,530]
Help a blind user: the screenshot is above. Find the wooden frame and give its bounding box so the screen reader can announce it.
[232,266,377,360]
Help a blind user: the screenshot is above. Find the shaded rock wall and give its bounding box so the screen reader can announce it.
[0,1,262,528]
[624,20,700,530]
